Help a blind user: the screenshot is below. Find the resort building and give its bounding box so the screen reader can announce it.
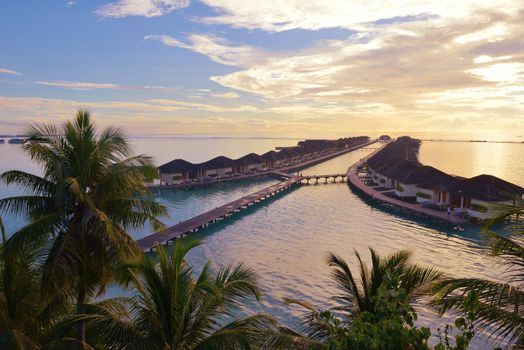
[158,136,371,185]
[365,136,524,220]
[457,175,524,220]
[235,153,265,173]
[158,159,197,185]
[261,150,286,168]
[198,156,235,178]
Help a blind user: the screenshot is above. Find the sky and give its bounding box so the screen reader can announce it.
[0,0,523,138]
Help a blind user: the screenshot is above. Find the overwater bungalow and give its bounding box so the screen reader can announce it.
[393,166,449,198]
[416,173,462,205]
[157,136,372,185]
[199,156,235,178]
[277,148,301,165]
[260,150,286,168]
[362,136,523,220]
[457,174,524,220]
[0,139,4,144]
[235,153,265,173]
[158,159,197,185]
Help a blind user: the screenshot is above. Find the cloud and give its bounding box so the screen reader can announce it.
[197,0,519,32]
[0,68,21,75]
[0,96,259,115]
[66,1,77,7]
[35,80,180,92]
[147,6,524,136]
[95,0,190,18]
[145,34,262,67]
[212,92,240,99]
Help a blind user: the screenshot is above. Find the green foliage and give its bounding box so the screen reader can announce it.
[379,178,385,184]
[396,184,404,192]
[0,242,74,348]
[417,192,432,200]
[286,248,442,348]
[74,240,291,350]
[0,110,168,343]
[434,292,479,350]
[433,198,524,346]
[327,274,432,350]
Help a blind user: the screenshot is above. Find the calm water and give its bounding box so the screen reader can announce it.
[1,137,523,348]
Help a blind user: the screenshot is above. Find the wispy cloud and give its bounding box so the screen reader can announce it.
[95,0,190,18]
[212,92,240,99]
[0,68,21,75]
[145,34,261,67]
[35,80,179,91]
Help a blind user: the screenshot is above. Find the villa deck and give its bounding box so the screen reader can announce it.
[346,150,469,225]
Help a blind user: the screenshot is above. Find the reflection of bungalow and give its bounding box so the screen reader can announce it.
[198,156,235,178]
[457,175,524,220]
[235,153,265,173]
[158,159,197,185]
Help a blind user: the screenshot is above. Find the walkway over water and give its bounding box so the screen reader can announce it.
[137,172,353,251]
[137,142,378,251]
[346,149,469,226]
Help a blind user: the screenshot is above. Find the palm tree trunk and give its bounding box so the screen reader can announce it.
[76,282,86,343]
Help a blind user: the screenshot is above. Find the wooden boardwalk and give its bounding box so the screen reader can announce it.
[137,175,303,251]
[346,149,469,225]
[137,141,378,252]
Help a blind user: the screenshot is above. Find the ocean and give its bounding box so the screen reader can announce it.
[0,136,523,348]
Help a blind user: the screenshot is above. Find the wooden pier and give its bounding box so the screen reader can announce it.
[137,175,302,251]
[346,149,469,225]
[137,172,352,251]
[137,141,377,252]
[299,174,347,184]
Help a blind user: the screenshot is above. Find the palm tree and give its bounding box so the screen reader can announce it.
[0,110,167,343]
[0,216,6,244]
[286,248,442,344]
[72,240,290,349]
[0,217,73,349]
[433,197,524,344]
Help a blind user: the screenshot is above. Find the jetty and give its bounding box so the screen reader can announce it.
[137,140,376,251]
[346,149,469,225]
[138,172,350,251]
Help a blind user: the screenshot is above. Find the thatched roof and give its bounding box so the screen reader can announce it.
[159,159,196,173]
[459,174,524,202]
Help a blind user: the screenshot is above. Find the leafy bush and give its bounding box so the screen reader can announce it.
[379,178,386,184]
[396,184,404,192]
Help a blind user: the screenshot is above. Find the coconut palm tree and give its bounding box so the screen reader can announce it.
[0,218,74,349]
[433,197,524,344]
[0,110,167,343]
[68,240,293,349]
[286,248,442,344]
